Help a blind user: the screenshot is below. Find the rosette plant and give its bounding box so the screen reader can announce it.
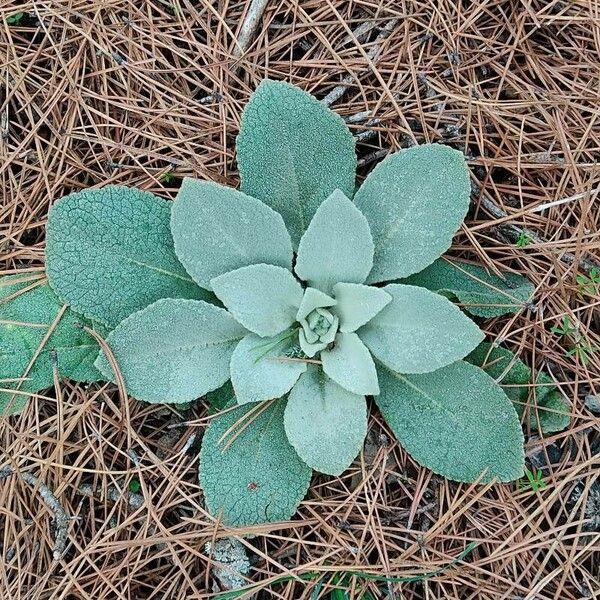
[1,80,550,527]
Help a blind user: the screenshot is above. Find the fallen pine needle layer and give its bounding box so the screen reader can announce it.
[1,0,598,598]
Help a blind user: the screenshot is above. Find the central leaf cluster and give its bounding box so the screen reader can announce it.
[94,179,486,476]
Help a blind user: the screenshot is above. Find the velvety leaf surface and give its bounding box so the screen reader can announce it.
[297,287,336,321]
[466,343,570,433]
[332,282,391,333]
[236,79,357,247]
[284,366,368,475]
[401,258,534,317]
[295,190,374,294]
[1,276,104,415]
[354,144,471,283]
[376,361,525,482]
[46,185,207,327]
[95,299,245,403]
[200,398,312,526]
[211,264,303,337]
[230,333,306,404]
[321,332,379,395]
[171,178,293,289]
[359,284,484,374]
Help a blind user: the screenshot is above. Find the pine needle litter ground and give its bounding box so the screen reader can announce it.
[1,1,599,598]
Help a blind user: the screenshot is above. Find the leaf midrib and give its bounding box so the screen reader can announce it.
[71,237,196,285]
[126,335,244,357]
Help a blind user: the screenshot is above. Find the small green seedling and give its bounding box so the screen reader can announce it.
[129,478,141,493]
[565,337,598,365]
[576,267,600,295]
[3,80,538,526]
[160,169,176,183]
[551,316,577,336]
[550,317,596,365]
[6,12,25,25]
[515,232,532,248]
[519,467,547,492]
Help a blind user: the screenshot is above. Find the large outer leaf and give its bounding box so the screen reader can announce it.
[236,80,357,247]
[284,366,368,475]
[95,299,245,403]
[354,144,471,283]
[211,264,303,337]
[376,361,525,482]
[1,276,104,415]
[359,284,484,374]
[466,343,570,433]
[46,186,208,328]
[295,190,374,294]
[171,179,293,290]
[401,258,534,318]
[230,333,306,404]
[200,398,312,526]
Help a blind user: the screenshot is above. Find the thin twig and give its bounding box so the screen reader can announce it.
[0,467,70,560]
[529,189,593,214]
[322,18,400,107]
[232,0,270,60]
[358,148,389,168]
[78,483,145,511]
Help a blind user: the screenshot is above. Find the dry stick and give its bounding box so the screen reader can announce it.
[232,0,271,61]
[198,0,270,104]
[78,483,144,511]
[0,467,70,560]
[476,191,600,275]
[322,18,400,107]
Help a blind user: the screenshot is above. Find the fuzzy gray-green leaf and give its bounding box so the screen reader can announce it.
[466,343,570,433]
[321,332,379,395]
[354,144,471,283]
[401,258,534,317]
[359,284,484,374]
[295,190,374,294]
[1,276,105,415]
[376,361,525,482]
[46,185,208,328]
[200,398,312,526]
[171,178,293,290]
[284,366,367,475]
[236,79,357,247]
[95,299,245,403]
[332,282,392,333]
[230,333,306,404]
[211,264,303,337]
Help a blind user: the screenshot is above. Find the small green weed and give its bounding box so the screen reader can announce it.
[519,467,546,492]
[160,170,176,183]
[6,12,25,25]
[576,267,600,295]
[565,338,598,365]
[550,316,577,336]
[515,232,532,248]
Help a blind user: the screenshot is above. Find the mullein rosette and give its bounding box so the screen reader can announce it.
[18,79,541,526]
